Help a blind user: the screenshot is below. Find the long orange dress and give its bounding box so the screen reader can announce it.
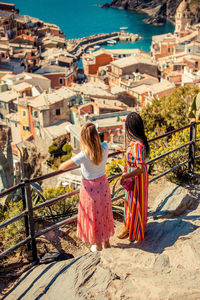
[124,139,148,241]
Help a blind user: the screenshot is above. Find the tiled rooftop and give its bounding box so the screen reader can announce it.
[111,55,157,68]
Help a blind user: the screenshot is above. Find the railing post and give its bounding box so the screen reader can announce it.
[188,122,196,173]
[21,185,31,251]
[24,178,38,262]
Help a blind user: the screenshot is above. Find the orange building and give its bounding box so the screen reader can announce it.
[82,50,113,76]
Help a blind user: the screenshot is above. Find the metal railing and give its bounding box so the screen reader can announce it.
[0,122,199,261]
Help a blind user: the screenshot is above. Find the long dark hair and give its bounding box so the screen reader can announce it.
[125,112,149,155]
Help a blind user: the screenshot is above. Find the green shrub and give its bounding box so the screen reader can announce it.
[48,144,58,154]
[61,152,72,162]
[62,144,73,153]
[53,157,61,168]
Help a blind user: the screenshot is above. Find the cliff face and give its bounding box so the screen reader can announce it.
[102,0,199,25]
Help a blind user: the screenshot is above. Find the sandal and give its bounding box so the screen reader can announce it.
[117,228,129,239]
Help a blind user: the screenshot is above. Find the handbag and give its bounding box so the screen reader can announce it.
[122,177,135,191]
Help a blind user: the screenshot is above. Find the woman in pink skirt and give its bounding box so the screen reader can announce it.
[59,123,114,251]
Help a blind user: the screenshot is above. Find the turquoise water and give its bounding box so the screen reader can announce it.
[3,0,174,51]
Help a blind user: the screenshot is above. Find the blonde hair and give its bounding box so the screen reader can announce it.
[80,123,103,165]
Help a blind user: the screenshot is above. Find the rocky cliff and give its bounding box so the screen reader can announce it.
[102,0,200,26]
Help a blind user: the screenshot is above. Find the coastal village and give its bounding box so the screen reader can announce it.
[0,0,200,189]
[1,0,200,299]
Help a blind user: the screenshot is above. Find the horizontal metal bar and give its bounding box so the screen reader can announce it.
[28,166,79,184]
[195,138,200,143]
[32,189,80,212]
[149,159,189,183]
[146,142,191,165]
[111,193,125,202]
[0,237,31,260]
[108,173,122,181]
[148,123,193,143]
[0,183,24,198]
[195,155,200,160]
[34,216,77,238]
[0,211,27,230]
[23,151,122,185]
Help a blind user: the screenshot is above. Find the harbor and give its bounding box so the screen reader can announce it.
[66,31,141,60]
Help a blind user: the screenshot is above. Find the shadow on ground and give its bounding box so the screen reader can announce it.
[114,218,199,253]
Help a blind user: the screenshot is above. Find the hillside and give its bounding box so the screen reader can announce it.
[102,0,200,25]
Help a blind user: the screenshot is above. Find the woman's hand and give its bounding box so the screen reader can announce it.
[116,146,126,153]
[120,175,126,186]
[59,159,76,171]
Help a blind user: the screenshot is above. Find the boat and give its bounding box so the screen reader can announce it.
[88,47,95,52]
[107,39,117,45]
[120,27,128,30]
[93,45,101,50]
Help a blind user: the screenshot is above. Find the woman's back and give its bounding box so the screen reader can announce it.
[72,142,108,180]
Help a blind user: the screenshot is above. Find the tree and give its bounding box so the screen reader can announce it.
[142,85,200,131]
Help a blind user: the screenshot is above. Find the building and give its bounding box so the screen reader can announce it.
[82,49,113,76]
[1,72,51,91]
[151,33,178,60]
[129,80,175,108]
[108,55,159,87]
[175,0,193,35]
[34,64,77,89]
[0,89,17,119]
[69,110,131,151]
[0,10,17,39]
[15,87,77,142]
[37,22,65,39]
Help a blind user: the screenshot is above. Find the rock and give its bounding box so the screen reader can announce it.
[101,3,110,8]
[154,254,170,269]
[151,182,197,219]
[102,0,200,26]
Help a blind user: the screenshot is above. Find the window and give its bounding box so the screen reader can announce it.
[168,48,171,53]
[0,102,2,108]
[56,109,60,115]
[34,111,38,118]
[34,121,40,128]
[59,78,63,85]
[4,102,7,109]
[23,125,30,131]
[195,61,198,69]
[22,110,26,117]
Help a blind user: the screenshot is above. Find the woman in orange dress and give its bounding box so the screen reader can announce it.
[118,112,149,241]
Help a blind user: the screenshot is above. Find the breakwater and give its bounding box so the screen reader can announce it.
[66,31,141,59]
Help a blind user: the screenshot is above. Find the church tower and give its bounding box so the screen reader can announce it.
[175,0,192,34]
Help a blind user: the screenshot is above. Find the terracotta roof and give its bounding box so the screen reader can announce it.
[17,34,35,42]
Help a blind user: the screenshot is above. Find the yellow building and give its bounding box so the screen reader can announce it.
[18,100,32,141]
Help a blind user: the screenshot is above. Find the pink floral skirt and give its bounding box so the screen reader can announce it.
[77,175,114,245]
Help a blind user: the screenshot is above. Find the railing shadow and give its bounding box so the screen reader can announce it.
[114,219,199,254]
[2,255,85,300]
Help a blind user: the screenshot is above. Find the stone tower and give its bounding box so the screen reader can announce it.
[175,0,192,34]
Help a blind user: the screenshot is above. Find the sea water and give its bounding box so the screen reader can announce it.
[3,0,174,52]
